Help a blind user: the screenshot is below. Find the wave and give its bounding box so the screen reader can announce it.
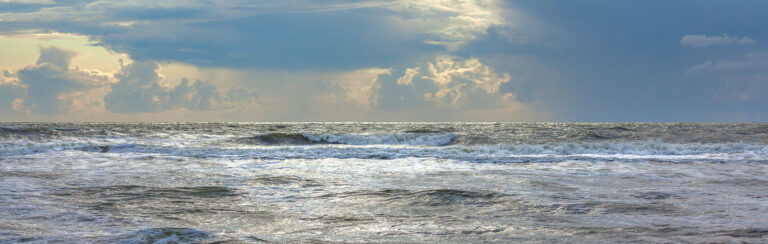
[0,125,77,135]
[317,188,505,206]
[2,139,766,163]
[235,133,313,145]
[489,141,766,156]
[303,133,457,146]
[104,228,217,243]
[236,132,457,146]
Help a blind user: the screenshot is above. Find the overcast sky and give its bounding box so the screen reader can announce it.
[1,0,767,122]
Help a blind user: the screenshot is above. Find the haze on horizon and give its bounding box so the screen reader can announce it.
[1,0,767,122]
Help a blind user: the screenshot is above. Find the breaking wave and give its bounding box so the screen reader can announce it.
[2,138,766,163]
[303,133,457,146]
[236,132,458,146]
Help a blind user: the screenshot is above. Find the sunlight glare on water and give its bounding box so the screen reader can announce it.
[1,123,767,242]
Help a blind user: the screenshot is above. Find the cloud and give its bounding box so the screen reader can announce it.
[0,1,544,121]
[336,68,391,108]
[222,85,259,108]
[104,60,258,113]
[0,69,21,86]
[396,67,419,85]
[387,0,505,50]
[0,70,27,115]
[686,52,768,102]
[0,0,507,69]
[421,56,513,108]
[35,45,76,68]
[14,46,113,114]
[103,61,168,113]
[378,56,517,110]
[0,0,54,4]
[251,67,390,117]
[686,52,768,75]
[3,46,257,115]
[680,34,756,48]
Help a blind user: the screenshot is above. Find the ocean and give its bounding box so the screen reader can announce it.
[1,122,767,243]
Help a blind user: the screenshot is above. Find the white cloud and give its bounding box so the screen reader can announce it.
[396,67,419,85]
[389,0,505,50]
[680,34,756,48]
[380,56,516,110]
[421,56,512,108]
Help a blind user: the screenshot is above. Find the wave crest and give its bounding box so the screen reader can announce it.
[236,133,457,146]
[303,133,457,146]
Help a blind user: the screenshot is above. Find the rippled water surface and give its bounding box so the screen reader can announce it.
[1,123,767,243]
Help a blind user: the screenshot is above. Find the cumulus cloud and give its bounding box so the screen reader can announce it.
[396,67,419,85]
[680,34,756,48]
[14,47,113,114]
[421,56,513,108]
[378,56,517,110]
[2,46,257,116]
[0,69,21,85]
[104,60,258,113]
[104,61,169,113]
[35,46,76,68]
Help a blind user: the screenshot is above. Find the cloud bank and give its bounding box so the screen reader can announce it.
[0,0,533,121]
[3,46,258,116]
[0,0,508,70]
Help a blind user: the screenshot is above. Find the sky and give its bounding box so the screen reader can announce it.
[1,0,767,122]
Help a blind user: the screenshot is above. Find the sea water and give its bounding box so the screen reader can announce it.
[1,123,767,242]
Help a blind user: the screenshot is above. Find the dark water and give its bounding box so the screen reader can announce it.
[1,123,767,243]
